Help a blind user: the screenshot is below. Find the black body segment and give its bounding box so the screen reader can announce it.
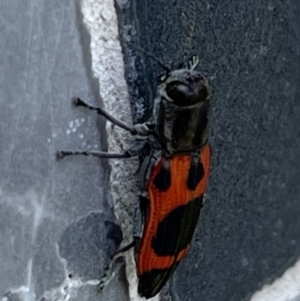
[192,100,210,149]
[171,109,192,150]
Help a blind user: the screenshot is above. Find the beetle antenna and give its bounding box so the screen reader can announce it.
[129,43,171,73]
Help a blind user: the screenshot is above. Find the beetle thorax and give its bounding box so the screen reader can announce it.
[152,69,211,154]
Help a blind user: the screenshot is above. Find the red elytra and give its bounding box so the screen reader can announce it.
[137,143,211,298]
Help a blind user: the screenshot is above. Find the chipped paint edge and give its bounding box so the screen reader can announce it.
[80,0,159,300]
[250,259,300,301]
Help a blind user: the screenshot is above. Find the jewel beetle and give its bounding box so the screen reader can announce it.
[58,55,211,299]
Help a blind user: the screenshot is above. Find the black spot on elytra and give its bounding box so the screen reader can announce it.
[153,161,171,191]
[138,263,178,298]
[151,196,203,256]
[187,156,204,190]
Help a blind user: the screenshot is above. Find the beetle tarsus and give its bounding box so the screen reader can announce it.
[73,97,95,110]
[56,151,68,160]
[72,97,81,106]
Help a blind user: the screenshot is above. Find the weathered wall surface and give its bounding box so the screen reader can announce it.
[1,1,299,301]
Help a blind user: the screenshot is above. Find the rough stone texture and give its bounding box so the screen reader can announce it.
[116,0,300,300]
[80,1,148,300]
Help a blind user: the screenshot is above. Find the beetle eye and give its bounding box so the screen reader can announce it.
[166,82,194,106]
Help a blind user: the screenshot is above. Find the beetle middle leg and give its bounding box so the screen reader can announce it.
[56,137,150,161]
[56,150,132,160]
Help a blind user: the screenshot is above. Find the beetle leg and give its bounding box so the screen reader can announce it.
[133,196,148,239]
[56,150,132,160]
[97,250,125,292]
[97,197,147,292]
[73,97,137,135]
[97,239,137,292]
[57,137,151,160]
[74,97,155,136]
[133,121,155,136]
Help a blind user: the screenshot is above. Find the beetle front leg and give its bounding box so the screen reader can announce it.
[73,97,137,135]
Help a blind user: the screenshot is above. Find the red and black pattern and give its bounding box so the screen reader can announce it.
[137,143,211,298]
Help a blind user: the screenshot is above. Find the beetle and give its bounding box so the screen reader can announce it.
[57,55,211,298]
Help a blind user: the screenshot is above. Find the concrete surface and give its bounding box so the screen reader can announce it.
[0,1,128,301]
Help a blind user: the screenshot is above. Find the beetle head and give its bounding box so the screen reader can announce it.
[158,69,210,106]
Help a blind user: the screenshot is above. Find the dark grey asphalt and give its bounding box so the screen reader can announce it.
[118,0,300,300]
